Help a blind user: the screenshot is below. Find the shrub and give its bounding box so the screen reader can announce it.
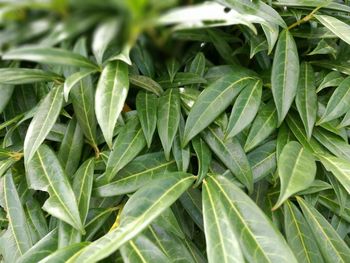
[1,0,350,262]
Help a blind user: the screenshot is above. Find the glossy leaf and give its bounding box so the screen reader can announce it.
[295,63,317,139]
[192,136,211,186]
[183,72,255,145]
[315,14,350,46]
[103,117,146,182]
[3,47,99,69]
[226,79,262,138]
[205,175,297,263]
[297,197,350,262]
[24,85,64,163]
[271,30,300,125]
[318,76,350,124]
[202,126,253,193]
[95,60,129,148]
[157,88,181,160]
[136,91,158,148]
[26,145,84,233]
[68,173,194,262]
[273,142,316,210]
[0,68,63,84]
[64,69,97,101]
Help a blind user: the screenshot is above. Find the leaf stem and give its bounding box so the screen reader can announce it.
[287,5,323,30]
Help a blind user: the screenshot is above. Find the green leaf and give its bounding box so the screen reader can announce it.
[94,152,177,197]
[136,91,158,148]
[273,141,316,210]
[318,155,350,195]
[17,229,58,263]
[202,178,244,263]
[0,68,63,85]
[3,47,99,69]
[313,128,350,161]
[226,79,262,138]
[318,76,350,125]
[201,126,253,193]
[129,75,163,96]
[92,18,120,65]
[58,117,84,176]
[26,145,84,233]
[192,136,211,187]
[244,101,278,152]
[172,115,190,172]
[283,201,324,263]
[40,242,89,263]
[0,84,14,113]
[58,221,81,248]
[295,63,317,139]
[205,175,297,263]
[297,197,350,263]
[157,88,181,160]
[24,85,64,164]
[157,72,207,89]
[247,140,277,182]
[317,71,343,93]
[120,234,170,263]
[183,72,255,145]
[102,116,146,182]
[315,14,350,46]
[67,172,194,262]
[72,158,94,224]
[25,199,49,239]
[271,30,300,125]
[95,60,129,148]
[179,188,204,230]
[64,69,97,101]
[3,172,33,255]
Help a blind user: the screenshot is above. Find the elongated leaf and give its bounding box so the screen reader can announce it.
[206,175,297,263]
[273,141,316,210]
[58,221,81,248]
[297,197,350,262]
[103,117,146,182]
[0,68,63,85]
[226,79,262,138]
[244,101,278,152]
[295,63,317,138]
[271,30,299,125]
[95,60,129,148]
[202,126,253,193]
[92,18,120,65]
[24,85,64,163]
[315,14,350,46]
[64,69,97,101]
[203,179,244,263]
[172,115,190,172]
[26,145,84,233]
[3,47,99,69]
[318,76,350,124]
[157,88,181,160]
[313,128,350,161]
[25,199,49,239]
[247,140,276,182]
[3,172,33,255]
[0,84,14,113]
[183,72,255,145]
[17,229,58,263]
[284,201,324,263]
[192,136,211,186]
[317,71,344,93]
[318,155,350,195]
[58,117,83,176]
[41,242,89,263]
[120,234,170,263]
[72,158,94,224]
[136,91,158,148]
[94,152,177,196]
[70,71,98,150]
[129,75,163,96]
[68,172,194,262]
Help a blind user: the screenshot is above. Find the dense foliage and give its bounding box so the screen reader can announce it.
[1,0,350,262]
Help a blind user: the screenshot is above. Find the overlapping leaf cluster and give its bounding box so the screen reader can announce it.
[1,0,350,262]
